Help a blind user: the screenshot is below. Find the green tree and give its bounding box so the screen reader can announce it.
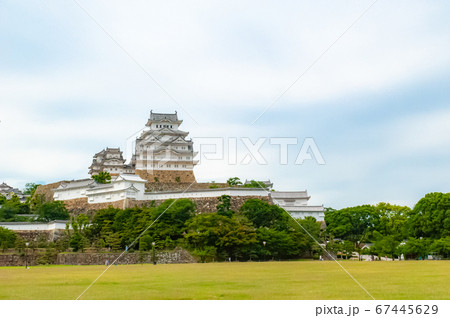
[55,236,70,253]
[226,177,242,187]
[325,205,378,245]
[216,195,234,218]
[14,236,26,252]
[92,171,112,184]
[23,183,40,196]
[86,207,119,240]
[68,214,90,252]
[185,213,256,261]
[290,216,322,257]
[0,199,21,221]
[407,192,450,239]
[240,199,289,230]
[0,226,17,250]
[147,199,196,247]
[399,237,430,260]
[429,237,450,258]
[374,202,409,240]
[256,228,298,260]
[36,201,69,222]
[369,231,400,260]
[69,233,88,252]
[94,238,106,252]
[243,180,268,188]
[193,246,217,263]
[105,232,122,252]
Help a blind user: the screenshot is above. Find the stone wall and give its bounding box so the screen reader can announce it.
[125,195,268,214]
[146,182,228,192]
[60,194,268,215]
[0,247,196,266]
[163,195,269,214]
[34,181,65,202]
[0,253,39,267]
[136,169,196,183]
[57,247,195,265]
[14,230,65,242]
[63,197,127,216]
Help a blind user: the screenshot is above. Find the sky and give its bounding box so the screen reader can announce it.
[0,0,449,209]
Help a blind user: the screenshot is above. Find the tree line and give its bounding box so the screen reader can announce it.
[64,196,321,262]
[1,189,449,261]
[325,192,449,260]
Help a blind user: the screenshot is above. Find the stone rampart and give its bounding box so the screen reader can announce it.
[14,230,64,242]
[34,181,65,202]
[136,169,196,183]
[61,194,268,214]
[63,197,127,216]
[0,247,195,266]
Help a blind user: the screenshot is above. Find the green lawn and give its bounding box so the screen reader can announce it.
[0,261,448,300]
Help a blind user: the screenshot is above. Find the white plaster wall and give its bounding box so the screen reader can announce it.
[288,211,325,222]
[54,188,88,201]
[86,179,147,204]
[0,222,69,231]
[143,188,268,201]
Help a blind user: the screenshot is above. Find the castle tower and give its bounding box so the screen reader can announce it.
[89,147,135,176]
[132,111,198,183]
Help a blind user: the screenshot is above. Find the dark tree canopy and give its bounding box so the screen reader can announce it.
[36,201,69,222]
[240,199,289,230]
[0,195,30,221]
[216,195,234,218]
[407,192,450,239]
[325,205,378,243]
[0,226,17,249]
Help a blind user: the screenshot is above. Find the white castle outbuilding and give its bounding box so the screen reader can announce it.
[51,111,325,221]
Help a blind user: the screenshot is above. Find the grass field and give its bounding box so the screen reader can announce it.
[0,261,448,300]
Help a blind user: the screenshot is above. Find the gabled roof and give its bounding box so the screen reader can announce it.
[139,128,189,140]
[151,148,192,155]
[146,111,183,126]
[93,147,123,158]
[55,179,95,191]
[271,191,310,200]
[115,174,147,183]
[150,111,178,122]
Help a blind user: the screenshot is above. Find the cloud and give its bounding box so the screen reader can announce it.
[0,0,449,208]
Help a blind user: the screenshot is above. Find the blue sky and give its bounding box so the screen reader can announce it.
[0,0,449,208]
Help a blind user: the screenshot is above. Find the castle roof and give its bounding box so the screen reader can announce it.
[0,182,24,196]
[93,147,123,157]
[150,111,178,122]
[56,179,95,191]
[146,111,182,126]
[270,191,310,200]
